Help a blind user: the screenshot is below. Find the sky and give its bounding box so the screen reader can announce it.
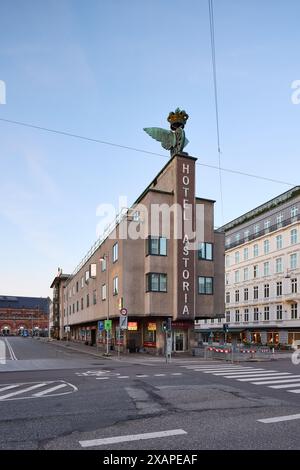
[0,0,300,298]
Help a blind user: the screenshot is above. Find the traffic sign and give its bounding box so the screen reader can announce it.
[120,308,128,316]
[98,321,104,331]
[119,316,128,330]
[104,320,112,331]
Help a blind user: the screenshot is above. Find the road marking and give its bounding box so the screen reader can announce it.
[4,338,17,361]
[270,382,300,389]
[96,377,109,380]
[79,429,187,448]
[288,389,300,394]
[154,374,166,377]
[0,383,46,400]
[211,369,267,376]
[0,384,20,393]
[33,383,67,397]
[234,373,292,381]
[258,414,300,424]
[171,373,182,376]
[202,368,262,374]
[136,375,149,378]
[118,376,130,379]
[252,377,300,385]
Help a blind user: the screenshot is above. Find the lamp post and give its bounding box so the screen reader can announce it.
[100,254,110,356]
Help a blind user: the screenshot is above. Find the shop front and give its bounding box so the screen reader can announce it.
[171,321,193,352]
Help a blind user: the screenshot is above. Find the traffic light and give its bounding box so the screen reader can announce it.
[223,323,229,333]
[162,321,167,332]
[167,317,172,332]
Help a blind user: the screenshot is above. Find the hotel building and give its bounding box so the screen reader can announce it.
[50,153,224,354]
[196,186,300,349]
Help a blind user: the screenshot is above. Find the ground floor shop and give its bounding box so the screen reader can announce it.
[68,318,196,354]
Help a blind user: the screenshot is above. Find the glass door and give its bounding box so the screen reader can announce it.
[173,331,186,351]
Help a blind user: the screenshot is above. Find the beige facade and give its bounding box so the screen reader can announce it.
[51,153,224,354]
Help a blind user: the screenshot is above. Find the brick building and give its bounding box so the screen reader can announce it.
[0,296,50,336]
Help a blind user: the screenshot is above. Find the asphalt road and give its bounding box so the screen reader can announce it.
[0,336,300,450]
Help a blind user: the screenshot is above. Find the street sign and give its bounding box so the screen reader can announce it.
[65,326,70,332]
[104,320,112,331]
[119,316,128,330]
[120,308,128,316]
[98,321,104,331]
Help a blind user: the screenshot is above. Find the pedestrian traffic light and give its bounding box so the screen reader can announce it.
[162,321,167,332]
[223,323,229,333]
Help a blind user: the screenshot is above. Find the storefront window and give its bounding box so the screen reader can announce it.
[144,322,156,347]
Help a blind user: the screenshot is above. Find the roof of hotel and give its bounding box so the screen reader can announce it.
[0,296,50,312]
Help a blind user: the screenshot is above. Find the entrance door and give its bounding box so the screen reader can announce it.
[173,331,186,352]
[91,329,96,346]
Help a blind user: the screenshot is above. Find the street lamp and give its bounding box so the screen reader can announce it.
[100,254,110,356]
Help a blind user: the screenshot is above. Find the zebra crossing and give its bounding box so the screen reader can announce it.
[180,363,300,395]
[0,380,77,401]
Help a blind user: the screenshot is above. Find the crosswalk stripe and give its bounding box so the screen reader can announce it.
[258,413,300,424]
[96,377,109,380]
[236,373,292,381]
[0,384,20,394]
[154,374,166,377]
[288,389,300,394]
[270,382,300,389]
[211,369,267,375]
[252,377,300,385]
[202,368,263,374]
[0,383,47,400]
[33,383,67,397]
[118,376,130,379]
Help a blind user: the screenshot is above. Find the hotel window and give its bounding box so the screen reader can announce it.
[263,262,270,277]
[235,290,240,302]
[291,229,298,245]
[235,310,240,322]
[226,292,230,304]
[81,277,84,288]
[93,290,97,305]
[276,305,283,320]
[69,305,71,316]
[254,308,259,321]
[291,278,298,294]
[198,242,213,260]
[81,298,83,310]
[86,294,89,308]
[264,284,270,298]
[101,284,107,301]
[149,236,167,256]
[76,301,79,312]
[72,303,75,314]
[276,235,283,250]
[253,286,259,299]
[226,311,231,322]
[85,270,89,283]
[76,282,79,293]
[290,253,298,270]
[253,244,259,257]
[234,270,240,283]
[198,277,213,295]
[244,230,250,242]
[277,213,283,227]
[244,288,249,301]
[72,286,75,296]
[276,281,282,296]
[226,255,230,267]
[264,240,270,254]
[234,251,240,264]
[264,220,271,232]
[244,309,249,322]
[291,206,298,219]
[147,273,167,293]
[113,276,119,295]
[244,267,249,281]
[291,303,298,320]
[275,258,283,273]
[253,265,259,279]
[254,224,260,235]
[264,306,270,321]
[113,243,119,263]
[101,257,107,272]
[243,247,249,261]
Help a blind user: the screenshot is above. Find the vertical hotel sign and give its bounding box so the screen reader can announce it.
[175,155,196,320]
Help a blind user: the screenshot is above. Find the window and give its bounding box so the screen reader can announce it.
[81,298,83,310]
[226,255,230,267]
[291,278,298,294]
[149,236,167,256]
[264,240,270,254]
[76,282,79,293]
[253,265,259,279]
[254,224,260,235]
[113,276,119,295]
[198,242,213,260]
[86,294,89,308]
[81,277,84,288]
[291,229,298,245]
[234,270,240,283]
[101,284,107,301]
[90,263,97,278]
[244,230,250,242]
[226,292,230,304]
[253,286,259,300]
[276,281,282,296]
[244,267,249,281]
[235,251,240,264]
[243,248,249,261]
[226,311,231,322]
[101,257,107,272]
[254,308,259,321]
[147,273,167,293]
[275,258,283,273]
[198,277,213,295]
[290,253,298,270]
[72,285,75,296]
[263,262,270,277]
[235,310,240,322]
[264,284,270,298]
[244,309,249,322]
[291,303,298,320]
[218,317,222,323]
[264,306,270,321]
[69,305,71,316]
[276,305,283,320]
[235,290,240,302]
[211,318,215,324]
[133,210,140,222]
[235,233,240,243]
[85,270,89,283]
[253,244,259,257]
[93,290,97,305]
[72,303,75,313]
[76,301,79,312]
[225,273,230,285]
[277,213,283,227]
[226,237,231,247]
[276,235,283,250]
[291,206,298,218]
[264,220,271,232]
[113,243,119,263]
[244,288,249,301]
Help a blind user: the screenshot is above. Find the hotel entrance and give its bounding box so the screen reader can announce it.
[172,330,187,352]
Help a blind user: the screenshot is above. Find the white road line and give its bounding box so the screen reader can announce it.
[154,374,166,377]
[79,429,187,448]
[252,377,300,385]
[0,383,47,400]
[0,384,20,394]
[4,338,17,361]
[258,414,300,424]
[270,382,300,389]
[33,383,67,397]
[136,375,148,378]
[288,389,300,394]
[236,373,292,381]
[171,373,182,376]
[96,377,109,380]
[118,376,130,379]
[211,369,267,376]
[202,368,262,374]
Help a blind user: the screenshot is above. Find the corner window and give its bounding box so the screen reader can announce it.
[148,236,167,256]
[198,277,213,295]
[147,273,167,292]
